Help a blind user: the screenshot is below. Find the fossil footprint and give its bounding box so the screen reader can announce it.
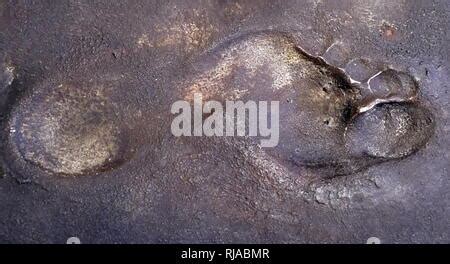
[2,32,434,178]
[181,32,434,176]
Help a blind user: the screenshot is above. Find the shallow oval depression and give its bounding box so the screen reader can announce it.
[8,80,131,176]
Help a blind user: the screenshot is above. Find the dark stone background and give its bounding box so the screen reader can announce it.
[0,0,448,243]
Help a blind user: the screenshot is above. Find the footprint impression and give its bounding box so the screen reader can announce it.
[181,32,434,177]
[1,32,435,178]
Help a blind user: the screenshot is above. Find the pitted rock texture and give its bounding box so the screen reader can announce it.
[9,81,129,176]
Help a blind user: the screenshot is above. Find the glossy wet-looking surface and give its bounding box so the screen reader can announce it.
[0,0,448,243]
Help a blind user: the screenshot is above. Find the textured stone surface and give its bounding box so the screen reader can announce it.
[0,0,448,243]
